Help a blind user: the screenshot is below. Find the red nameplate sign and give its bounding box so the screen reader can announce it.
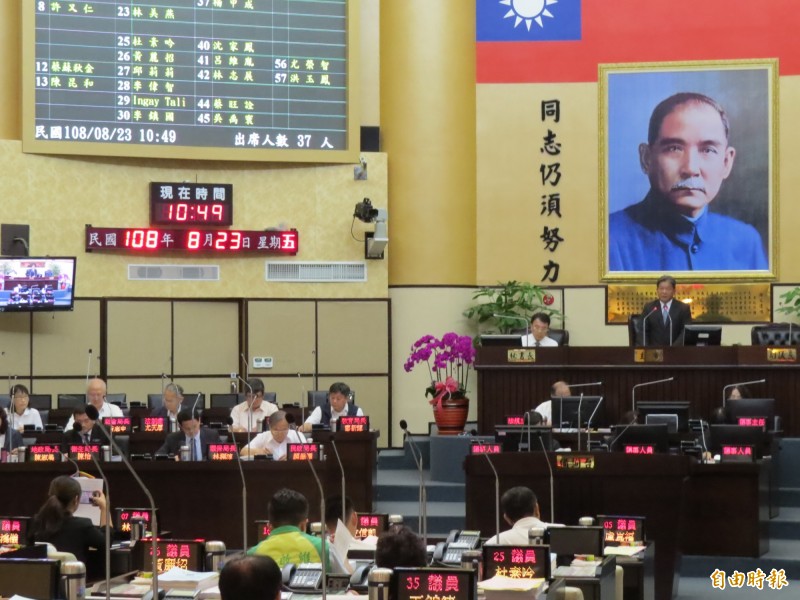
[141,417,166,433]
[208,443,237,461]
[599,515,645,546]
[117,508,155,534]
[721,445,755,462]
[28,444,61,462]
[69,444,101,461]
[255,520,271,541]
[483,545,549,579]
[0,517,29,545]
[288,443,321,461]
[139,538,205,573]
[736,417,767,429]
[338,415,369,432]
[103,416,132,434]
[505,415,525,426]
[355,513,388,539]
[392,568,475,600]
[624,445,655,455]
[470,442,502,455]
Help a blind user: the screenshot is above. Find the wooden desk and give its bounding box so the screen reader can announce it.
[1,431,378,550]
[475,346,800,436]
[682,459,770,557]
[464,452,687,600]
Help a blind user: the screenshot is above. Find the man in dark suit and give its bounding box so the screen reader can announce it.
[63,404,108,445]
[150,382,184,432]
[641,274,692,346]
[156,409,219,461]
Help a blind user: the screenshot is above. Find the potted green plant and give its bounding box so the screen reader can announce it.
[463,280,562,335]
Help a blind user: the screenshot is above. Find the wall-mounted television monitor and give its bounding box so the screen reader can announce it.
[609,424,670,454]
[551,396,604,429]
[637,401,691,433]
[710,424,768,459]
[725,398,776,430]
[683,324,722,346]
[0,257,76,312]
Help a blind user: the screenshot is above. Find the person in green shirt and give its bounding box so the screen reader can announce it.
[248,488,328,568]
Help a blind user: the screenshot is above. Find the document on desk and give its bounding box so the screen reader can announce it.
[604,545,646,557]
[552,565,598,578]
[478,574,545,600]
[74,477,104,525]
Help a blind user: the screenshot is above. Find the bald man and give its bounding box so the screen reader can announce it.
[533,381,571,426]
[65,378,123,431]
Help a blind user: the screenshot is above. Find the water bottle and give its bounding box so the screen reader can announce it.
[61,560,86,600]
[180,445,190,462]
[205,540,226,571]
[368,568,393,600]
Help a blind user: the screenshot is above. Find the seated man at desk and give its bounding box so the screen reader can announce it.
[485,486,557,545]
[231,377,278,433]
[150,382,184,432]
[248,488,329,568]
[65,377,123,431]
[522,312,558,348]
[240,410,306,459]
[156,409,220,460]
[300,382,363,433]
[220,555,282,600]
[375,525,427,570]
[533,381,571,426]
[63,404,107,445]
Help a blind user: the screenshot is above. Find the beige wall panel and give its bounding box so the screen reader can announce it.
[0,2,20,141]
[174,302,239,376]
[104,378,164,406]
[317,375,388,448]
[247,301,316,376]
[0,313,32,378]
[389,287,478,445]
[562,288,626,347]
[265,376,315,409]
[317,301,388,374]
[359,0,380,126]
[107,301,171,376]
[31,300,100,377]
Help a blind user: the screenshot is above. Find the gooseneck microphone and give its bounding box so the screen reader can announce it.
[493,313,530,343]
[399,420,427,546]
[537,434,555,523]
[632,377,674,412]
[722,379,766,407]
[608,416,639,452]
[227,417,248,551]
[482,453,501,543]
[85,349,93,385]
[237,376,255,451]
[305,458,327,600]
[85,404,159,599]
[87,446,112,600]
[641,305,659,347]
[329,438,346,524]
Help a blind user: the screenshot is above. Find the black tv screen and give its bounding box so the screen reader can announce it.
[610,424,670,454]
[725,398,775,430]
[710,424,768,459]
[637,400,691,433]
[683,324,722,346]
[551,396,604,429]
[0,558,60,600]
[546,526,604,557]
[0,257,76,312]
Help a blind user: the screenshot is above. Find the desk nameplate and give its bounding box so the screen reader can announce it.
[507,349,536,363]
[766,347,797,362]
[634,348,664,363]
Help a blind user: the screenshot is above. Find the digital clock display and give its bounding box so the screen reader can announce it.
[150,183,233,226]
[86,227,298,255]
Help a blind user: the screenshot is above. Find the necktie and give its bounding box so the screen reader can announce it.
[189,436,197,461]
[535,341,541,347]
[662,303,669,324]
[195,436,201,461]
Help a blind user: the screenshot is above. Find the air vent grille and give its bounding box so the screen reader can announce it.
[127,264,220,281]
[266,262,367,282]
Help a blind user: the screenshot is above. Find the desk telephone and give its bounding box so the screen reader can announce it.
[432,529,481,564]
[281,563,375,593]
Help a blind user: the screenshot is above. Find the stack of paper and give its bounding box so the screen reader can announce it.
[159,567,219,594]
[478,575,545,600]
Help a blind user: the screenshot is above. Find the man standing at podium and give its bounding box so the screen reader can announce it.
[641,275,692,346]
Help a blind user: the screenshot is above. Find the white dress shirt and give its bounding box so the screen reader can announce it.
[230,400,279,432]
[521,334,558,348]
[303,405,364,427]
[243,429,306,460]
[65,401,123,431]
[484,516,559,545]
[10,407,43,431]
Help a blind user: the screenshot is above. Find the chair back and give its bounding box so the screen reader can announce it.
[57,394,85,409]
[628,315,644,346]
[751,324,800,346]
[28,394,52,410]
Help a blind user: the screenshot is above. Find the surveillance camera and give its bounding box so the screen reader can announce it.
[354,198,379,223]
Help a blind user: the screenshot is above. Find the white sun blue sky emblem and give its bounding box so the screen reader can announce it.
[500,0,558,31]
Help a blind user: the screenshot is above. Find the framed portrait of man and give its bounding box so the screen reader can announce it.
[599,59,777,281]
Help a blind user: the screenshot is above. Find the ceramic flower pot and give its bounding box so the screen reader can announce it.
[432,394,469,435]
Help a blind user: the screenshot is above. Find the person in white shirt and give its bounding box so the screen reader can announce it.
[240,411,305,460]
[521,312,559,348]
[485,486,558,545]
[230,378,279,433]
[65,378,123,431]
[300,382,363,433]
[9,384,43,431]
[533,381,571,427]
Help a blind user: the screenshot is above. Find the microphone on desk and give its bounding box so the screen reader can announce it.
[537,433,556,523]
[237,376,255,450]
[697,419,710,464]
[632,377,674,412]
[329,437,347,525]
[85,349,93,386]
[241,352,250,381]
[86,443,112,600]
[399,419,427,547]
[227,416,248,551]
[584,395,605,452]
[482,453,502,544]
[61,452,81,478]
[722,379,766,407]
[641,305,659,347]
[85,404,160,600]
[608,416,639,452]
[306,456,328,600]
[665,309,674,347]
